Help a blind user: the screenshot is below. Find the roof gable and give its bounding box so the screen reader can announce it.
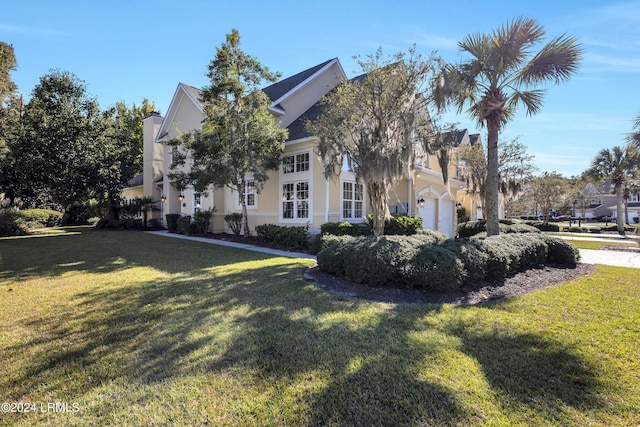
[156,83,204,142]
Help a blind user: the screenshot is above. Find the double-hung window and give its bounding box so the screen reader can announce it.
[342,181,364,220]
[281,151,311,222]
[237,179,257,209]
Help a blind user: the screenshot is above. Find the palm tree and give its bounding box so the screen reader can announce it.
[586,146,639,235]
[433,17,582,235]
[629,113,640,150]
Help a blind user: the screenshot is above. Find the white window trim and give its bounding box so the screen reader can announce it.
[280,150,312,178]
[279,149,313,223]
[280,180,312,223]
[193,192,201,216]
[340,175,366,222]
[235,179,258,210]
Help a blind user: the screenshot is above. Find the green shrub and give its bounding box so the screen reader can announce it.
[224,212,243,236]
[634,217,639,224]
[87,217,100,226]
[601,225,634,232]
[317,232,579,291]
[366,214,424,235]
[176,216,192,235]
[439,238,489,283]
[95,218,125,230]
[0,210,30,236]
[405,245,465,291]
[124,218,143,230]
[193,209,213,235]
[543,235,580,265]
[504,223,541,234]
[385,215,424,235]
[588,227,601,234]
[255,223,308,248]
[458,220,487,237]
[460,220,541,237]
[320,221,366,236]
[165,214,181,233]
[19,209,63,227]
[524,221,560,232]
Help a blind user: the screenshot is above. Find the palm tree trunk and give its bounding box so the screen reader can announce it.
[615,183,625,236]
[485,119,500,236]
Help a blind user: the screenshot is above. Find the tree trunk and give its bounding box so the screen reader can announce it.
[485,119,500,236]
[368,181,390,236]
[237,180,250,238]
[616,183,625,236]
[624,196,629,225]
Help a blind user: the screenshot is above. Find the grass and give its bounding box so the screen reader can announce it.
[564,239,640,250]
[1,228,639,426]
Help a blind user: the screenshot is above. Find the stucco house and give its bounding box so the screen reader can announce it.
[126,58,465,237]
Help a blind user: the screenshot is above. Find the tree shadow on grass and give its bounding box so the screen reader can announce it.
[0,230,607,425]
[444,315,605,424]
[0,228,273,280]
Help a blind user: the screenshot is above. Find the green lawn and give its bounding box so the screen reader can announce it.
[1,228,639,426]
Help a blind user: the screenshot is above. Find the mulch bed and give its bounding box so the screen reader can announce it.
[203,232,599,305]
[303,263,595,305]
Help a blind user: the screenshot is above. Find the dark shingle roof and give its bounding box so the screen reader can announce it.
[127,173,144,187]
[469,134,480,146]
[262,58,336,103]
[286,100,326,141]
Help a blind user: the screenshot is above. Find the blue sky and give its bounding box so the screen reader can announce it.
[3,0,640,177]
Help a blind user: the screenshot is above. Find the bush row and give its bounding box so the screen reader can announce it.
[317,233,579,292]
[458,219,542,237]
[365,215,424,235]
[0,208,64,236]
[255,223,308,249]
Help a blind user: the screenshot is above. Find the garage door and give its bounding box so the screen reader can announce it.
[440,199,454,238]
[418,198,437,231]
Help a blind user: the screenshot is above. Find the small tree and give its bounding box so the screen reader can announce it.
[456,137,535,219]
[307,47,434,236]
[169,29,288,237]
[529,172,568,224]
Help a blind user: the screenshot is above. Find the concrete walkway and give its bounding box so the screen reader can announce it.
[145,231,640,268]
[145,230,316,260]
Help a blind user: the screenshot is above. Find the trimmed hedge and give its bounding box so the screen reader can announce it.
[176,216,192,235]
[458,219,541,237]
[366,215,424,235]
[317,233,579,292]
[255,223,308,249]
[19,209,63,227]
[165,214,181,233]
[0,210,30,236]
[320,221,367,237]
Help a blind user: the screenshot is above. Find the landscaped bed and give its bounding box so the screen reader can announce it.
[2,227,639,426]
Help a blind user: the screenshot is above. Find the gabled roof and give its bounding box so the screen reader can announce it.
[262,58,337,104]
[469,134,481,146]
[155,83,205,142]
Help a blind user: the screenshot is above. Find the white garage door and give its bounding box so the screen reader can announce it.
[440,199,454,238]
[418,198,437,231]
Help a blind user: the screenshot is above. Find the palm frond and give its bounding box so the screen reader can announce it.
[492,17,546,74]
[518,34,583,85]
[507,89,546,116]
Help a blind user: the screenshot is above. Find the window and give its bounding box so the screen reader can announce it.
[283,181,309,219]
[193,192,201,214]
[282,152,310,174]
[342,155,356,172]
[237,180,256,208]
[342,181,364,219]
